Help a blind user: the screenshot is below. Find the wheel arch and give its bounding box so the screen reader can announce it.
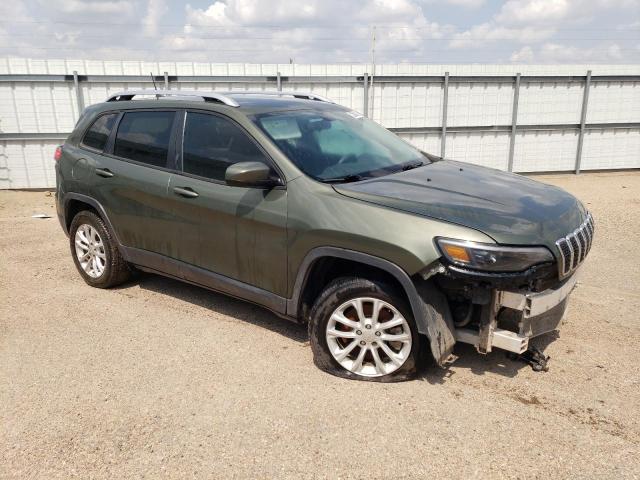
[289,249,409,315]
[63,193,121,246]
[288,247,457,367]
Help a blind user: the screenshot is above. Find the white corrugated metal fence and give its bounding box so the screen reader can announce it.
[1,59,638,189]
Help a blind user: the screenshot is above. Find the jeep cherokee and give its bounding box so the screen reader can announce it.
[55,89,593,381]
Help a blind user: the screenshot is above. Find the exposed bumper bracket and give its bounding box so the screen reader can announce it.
[497,270,580,318]
[455,271,579,355]
[456,328,529,354]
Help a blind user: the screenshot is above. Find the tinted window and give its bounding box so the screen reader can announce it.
[114,111,175,167]
[82,113,117,151]
[183,112,268,181]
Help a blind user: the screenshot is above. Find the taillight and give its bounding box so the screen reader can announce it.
[54,145,63,162]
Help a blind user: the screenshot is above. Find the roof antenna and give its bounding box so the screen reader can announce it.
[150,72,159,99]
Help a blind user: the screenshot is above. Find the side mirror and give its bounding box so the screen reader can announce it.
[225,162,282,188]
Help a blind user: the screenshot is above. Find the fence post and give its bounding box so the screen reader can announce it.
[276,71,282,91]
[163,71,169,90]
[575,70,591,174]
[72,71,84,118]
[507,73,521,172]
[440,72,449,158]
[363,73,369,117]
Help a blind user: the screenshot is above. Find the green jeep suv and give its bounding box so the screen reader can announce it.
[55,90,593,381]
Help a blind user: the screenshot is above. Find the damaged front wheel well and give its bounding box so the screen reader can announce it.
[298,256,409,323]
[291,248,458,367]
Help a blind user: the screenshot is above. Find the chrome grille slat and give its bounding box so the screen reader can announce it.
[557,239,569,275]
[586,217,594,251]
[586,216,594,252]
[570,236,580,269]
[577,229,588,262]
[555,212,594,279]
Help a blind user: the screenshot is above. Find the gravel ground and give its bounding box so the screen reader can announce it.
[1,171,639,479]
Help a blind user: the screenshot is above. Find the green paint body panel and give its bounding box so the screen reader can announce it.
[334,160,586,252]
[57,95,587,308]
[284,174,494,296]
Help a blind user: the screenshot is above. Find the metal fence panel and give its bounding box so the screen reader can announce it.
[0,140,58,189]
[81,82,155,107]
[374,83,444,128]
[587,82,640,124]
[581,129,640,170]
[397,132,441,154]
[447,83,514,127]
[0,59,638,188]
[513,130,580,172]
[447,131,511,171]
[518,82,584,125]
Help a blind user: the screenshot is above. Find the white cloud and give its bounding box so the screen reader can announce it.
[424,0,485,7]
[143,0,168,37]
[451,0,640,50]
[495,0,572,24]
[52,0,130,14]
[508,41,628,62]
[617,20,640,29]
[538,41,626,61]
[445,0,486,7]
[496,0,640,24]
[174,0,453,62]
[510,45,534,62]
[450,23,556,48]
[185,0,426,27]
[0,0,638,63]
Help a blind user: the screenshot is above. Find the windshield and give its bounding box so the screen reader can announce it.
[252,109,428,182]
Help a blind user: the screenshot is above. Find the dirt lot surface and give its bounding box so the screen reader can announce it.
[1,171,639,479]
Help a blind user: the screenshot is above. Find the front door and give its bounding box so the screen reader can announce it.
[167,110,288,296]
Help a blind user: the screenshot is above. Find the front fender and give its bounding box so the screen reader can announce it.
[288,247,456,367]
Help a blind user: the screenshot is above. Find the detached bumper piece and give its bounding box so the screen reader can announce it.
[455,270,579,360]
[507,347,550,372]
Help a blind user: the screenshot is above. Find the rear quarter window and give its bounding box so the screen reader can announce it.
[114,111,175,168]
[81,113,118,151]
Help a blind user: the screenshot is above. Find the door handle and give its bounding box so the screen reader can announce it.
[173,186,199,198]
[95,168,114,178]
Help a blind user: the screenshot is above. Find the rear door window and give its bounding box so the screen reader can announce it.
[182,112,269,181]
[82,113,118,151]
[114,111,176,168]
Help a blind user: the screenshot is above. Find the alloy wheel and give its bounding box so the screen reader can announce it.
[326,297,412,377]
[74,224,106,278]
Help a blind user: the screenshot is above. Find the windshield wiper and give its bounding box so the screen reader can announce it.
[399,160,424,172]
[321,174,364,184]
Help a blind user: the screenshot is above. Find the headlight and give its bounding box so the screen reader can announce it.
[436,238,554,272]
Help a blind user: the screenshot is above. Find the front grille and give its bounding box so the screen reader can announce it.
[555,212,594,278]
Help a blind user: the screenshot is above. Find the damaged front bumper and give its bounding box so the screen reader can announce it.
[455,269,580,354]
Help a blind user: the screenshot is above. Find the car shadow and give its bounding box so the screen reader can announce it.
[419,331,560,384]
[116,272,561,378]
[116,272,308,344]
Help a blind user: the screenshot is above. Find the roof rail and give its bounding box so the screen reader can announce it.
[228,91,335,104]
[105,90,240,107]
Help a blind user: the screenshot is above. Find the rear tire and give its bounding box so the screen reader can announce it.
[69,210,130,288]
[309,277,421,382]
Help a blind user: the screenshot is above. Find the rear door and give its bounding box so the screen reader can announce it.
[168,110,288,296]
[88,109,178,253]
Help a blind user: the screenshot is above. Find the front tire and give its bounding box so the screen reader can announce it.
[69,210,130,288]
[309,277,421,382]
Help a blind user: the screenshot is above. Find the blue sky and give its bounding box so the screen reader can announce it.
[1,0,638,63]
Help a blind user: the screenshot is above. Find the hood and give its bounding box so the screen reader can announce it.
[334,160,586,249]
